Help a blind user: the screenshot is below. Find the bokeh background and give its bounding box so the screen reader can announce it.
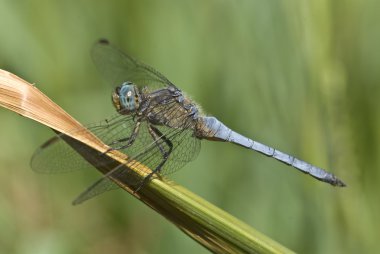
[0,1,378,253]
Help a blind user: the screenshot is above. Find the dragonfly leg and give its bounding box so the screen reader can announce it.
[105,121,141,153]
[134,125,173,193]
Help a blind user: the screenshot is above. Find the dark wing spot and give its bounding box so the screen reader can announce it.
[98,38,110,45]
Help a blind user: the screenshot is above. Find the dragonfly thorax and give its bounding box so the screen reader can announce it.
[112,82,141,114]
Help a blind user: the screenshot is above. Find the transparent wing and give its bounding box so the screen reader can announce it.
[72,103,201,204]
[31,89,190,174]
[31,101,201,204]
[30,114,134,173]
[92,39,176,90]
[73,124,200,205]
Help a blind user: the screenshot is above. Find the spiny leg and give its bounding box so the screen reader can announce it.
[104,121,141,153]
[134,125,173,193]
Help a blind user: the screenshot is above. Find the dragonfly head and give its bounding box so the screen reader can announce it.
[112,82,141,114]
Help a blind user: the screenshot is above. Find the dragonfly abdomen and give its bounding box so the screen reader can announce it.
[197,116,346,187]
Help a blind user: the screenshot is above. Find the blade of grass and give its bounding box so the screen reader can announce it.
[0,69,294,254]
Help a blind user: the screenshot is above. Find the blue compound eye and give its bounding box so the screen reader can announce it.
[113,82,141,114]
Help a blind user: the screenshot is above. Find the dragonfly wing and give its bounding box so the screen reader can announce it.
[30,114,134,173]
[92,39,176,90]
[72,127,200,205]
[72,177,119,205]
[72,104,201,204]
[31,134,93,173]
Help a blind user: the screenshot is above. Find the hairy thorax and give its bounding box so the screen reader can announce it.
[145,90,198,130]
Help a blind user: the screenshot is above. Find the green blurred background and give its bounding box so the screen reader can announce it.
[0,1,378,253]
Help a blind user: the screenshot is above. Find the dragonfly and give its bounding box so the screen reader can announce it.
[31,39,346,205]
